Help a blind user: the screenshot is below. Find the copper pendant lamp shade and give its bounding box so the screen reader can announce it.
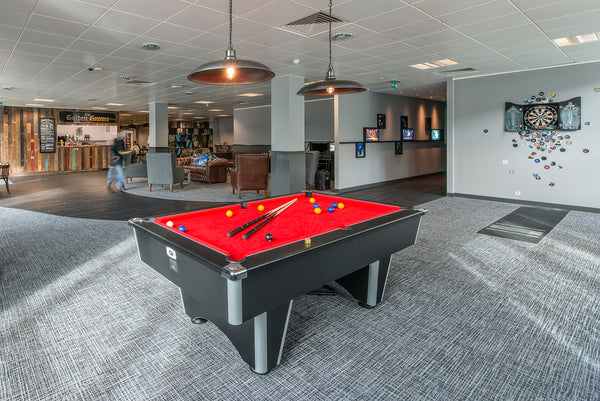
[187,0,274,85]
[297,1,366,96]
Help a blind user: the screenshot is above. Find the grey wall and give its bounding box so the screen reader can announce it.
[305,98,334,143]
[233,106,271,145]
[213,117,233,145]
[335,91,446,190]
[450,62,599,209]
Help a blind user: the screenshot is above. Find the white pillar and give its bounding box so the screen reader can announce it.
[149,102,168,151]
[270,75,306,196]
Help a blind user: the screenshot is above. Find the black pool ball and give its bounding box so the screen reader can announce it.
[265,233,273,242]
[240,202,248,209]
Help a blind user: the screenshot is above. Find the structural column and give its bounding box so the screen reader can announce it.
[270,75,305,196]
[148,102,169,152]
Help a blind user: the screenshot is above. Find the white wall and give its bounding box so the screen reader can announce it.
[335,91,446,190]
[233,106,271,145]
[450,62,600,209]
[57,124,117,143]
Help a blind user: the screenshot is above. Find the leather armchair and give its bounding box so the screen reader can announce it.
[230,153,269,199]
[305,151,319,190]
[146,152,185,192]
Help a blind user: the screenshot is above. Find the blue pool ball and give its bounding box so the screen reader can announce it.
[328,206,335,213]
[313,203,319,209]
[332,202,338,208]
[178,225,186,232]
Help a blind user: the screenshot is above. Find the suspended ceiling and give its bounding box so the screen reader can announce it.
[1,0,599,123]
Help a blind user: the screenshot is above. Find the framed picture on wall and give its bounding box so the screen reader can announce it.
[425,117,432,136]
[400,115,408,130]
[355,142,365,158]
[377,114,386,129]
[394,141,403,155]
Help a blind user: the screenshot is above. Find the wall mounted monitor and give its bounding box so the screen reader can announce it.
[363,127,380,142]
[430,129,443,141]
[402,128,414,141]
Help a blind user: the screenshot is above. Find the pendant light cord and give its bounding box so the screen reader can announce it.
[328,0,333,71]
[228,0,233,50]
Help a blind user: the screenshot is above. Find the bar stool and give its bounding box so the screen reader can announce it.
[0,163,10,195]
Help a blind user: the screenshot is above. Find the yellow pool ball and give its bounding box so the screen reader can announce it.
[309,197,316,204]
[226,210,233,217]
[258,204,264,211]
[338,202,345,209]
[314,207,321,214]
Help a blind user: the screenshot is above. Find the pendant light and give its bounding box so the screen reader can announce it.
[297,0,367,96]
[187,0,275,85]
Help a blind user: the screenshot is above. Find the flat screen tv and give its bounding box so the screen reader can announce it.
[402,128,414,141]
[363,127,380,142]
[430,129,442,141]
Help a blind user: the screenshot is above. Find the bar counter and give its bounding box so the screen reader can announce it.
[56,145,111,172]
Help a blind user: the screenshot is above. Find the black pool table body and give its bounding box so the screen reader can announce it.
[130,197,425,374]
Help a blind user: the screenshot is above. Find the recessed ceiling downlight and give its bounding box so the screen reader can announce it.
[332,32,353,41]
[142,43,160,51]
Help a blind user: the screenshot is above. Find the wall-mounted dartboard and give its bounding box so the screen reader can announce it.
[523,104,558,129]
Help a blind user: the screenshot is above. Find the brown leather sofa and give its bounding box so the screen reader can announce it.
[230,153,269,199]
[176,156,229,184]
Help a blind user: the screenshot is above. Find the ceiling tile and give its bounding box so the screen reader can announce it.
[355,6,429,33]
[243,0,317,26]
[332,0,403,22]
[93,10,160,34]
[437,0,520,27]
[113,0,190,21]
[26,14,88,37]
[79,27,138,46]
[14,42,64,58]
[165,4,227,30]
[144,23,202,43]
[68,39,121,55]
[0,0,38,27]
[384,19,448,41]
[402,29,467,48]
[412,0,497,17]
[523,0,600,21]
[33,0,107,24]
[20,30,76,48]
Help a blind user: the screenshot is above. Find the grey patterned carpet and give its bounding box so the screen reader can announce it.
[1,197,599,400]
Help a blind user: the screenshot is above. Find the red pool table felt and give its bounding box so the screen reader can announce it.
[155,193,402,261]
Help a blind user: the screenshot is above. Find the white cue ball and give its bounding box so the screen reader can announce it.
[166,221,174,227]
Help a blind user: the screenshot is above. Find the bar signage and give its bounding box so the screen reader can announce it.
[59,111,117,124]
[39,117,56,153]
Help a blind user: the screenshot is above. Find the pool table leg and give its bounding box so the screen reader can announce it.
[335,255,392,308]
[181,291,294,374]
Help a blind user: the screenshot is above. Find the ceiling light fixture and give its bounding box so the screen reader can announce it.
[34,98,54,102]
[187,0,275,85]
[554,32,599,47]
[297,1,366,96]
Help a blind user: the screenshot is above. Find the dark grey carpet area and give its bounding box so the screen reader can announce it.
[478,206,570,243]
[1,197,599,400]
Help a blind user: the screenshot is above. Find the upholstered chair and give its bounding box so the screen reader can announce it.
[146,152,185,192]
[230,153,269,199]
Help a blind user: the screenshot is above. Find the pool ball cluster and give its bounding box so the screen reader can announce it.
[165,220,187,232]
[308,196,344,214]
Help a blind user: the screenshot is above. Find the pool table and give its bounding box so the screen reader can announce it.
[129,193,425,374]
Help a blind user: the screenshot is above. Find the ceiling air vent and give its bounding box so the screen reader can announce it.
[436,68,477,76]
[280,11,344,37]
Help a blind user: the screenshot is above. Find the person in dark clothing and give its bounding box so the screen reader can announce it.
[106,131,126,191]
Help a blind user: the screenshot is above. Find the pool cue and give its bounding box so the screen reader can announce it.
[242,199,297,240]
[227,199,296,237]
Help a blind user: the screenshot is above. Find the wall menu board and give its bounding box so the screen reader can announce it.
[39,117,56,153]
